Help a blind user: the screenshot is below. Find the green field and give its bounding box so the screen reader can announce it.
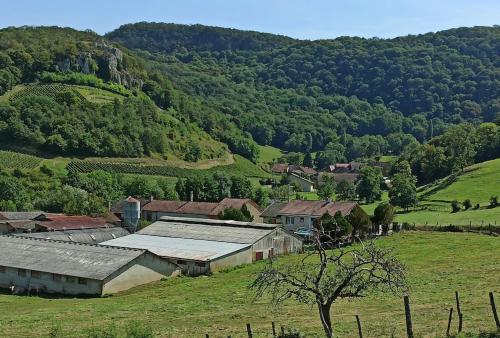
[0,232,497,337]
[257,145,283,164]
[420,159,500,205]
[397,159,500,225]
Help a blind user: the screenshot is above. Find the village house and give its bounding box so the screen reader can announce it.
[260,201,287,224]
[288,173,315,192]
[0,236,180,296]
[140,198,263,222]
[260,200,364,231]
[271,163,317,176]
[101,216,303,276]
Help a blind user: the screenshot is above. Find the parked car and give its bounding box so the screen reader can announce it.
[294,227,314,240]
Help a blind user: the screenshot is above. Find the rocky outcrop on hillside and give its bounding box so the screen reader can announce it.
[55,41,143,89]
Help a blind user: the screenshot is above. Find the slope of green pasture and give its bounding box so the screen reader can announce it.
[0,232,497,337]
[421,158,500,205]
[257,145,283,164]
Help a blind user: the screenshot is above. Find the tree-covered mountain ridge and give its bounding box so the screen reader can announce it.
[107,23,500,161]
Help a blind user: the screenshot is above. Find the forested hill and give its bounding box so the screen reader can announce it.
[107,23,500,160]
[0,26,231,161]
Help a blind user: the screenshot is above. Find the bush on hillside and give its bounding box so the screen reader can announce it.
[490,195,498,208]
[463,199,472,210]
[451,200,461,213]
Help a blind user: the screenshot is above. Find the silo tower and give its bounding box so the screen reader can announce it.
[122,196,140,233]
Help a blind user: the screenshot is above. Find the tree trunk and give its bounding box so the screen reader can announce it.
[317,302,333,338]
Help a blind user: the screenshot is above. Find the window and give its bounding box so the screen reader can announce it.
[300,217,304,222]
[18,269,26,277]
[52,274,62,282]
[66,276,76,283]
[78,278,87,285]
[177,260,187,265]
[195,262,206,267]
[285,216,295,225]
[31,270,41,278]
[0,266,5,273]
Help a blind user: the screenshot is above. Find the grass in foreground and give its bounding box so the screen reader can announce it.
[0,232,498,337]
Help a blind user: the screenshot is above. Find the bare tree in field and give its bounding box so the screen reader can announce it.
[251,219,408,338]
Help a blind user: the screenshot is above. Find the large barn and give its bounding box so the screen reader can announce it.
[0,236,179,295]
[15,227,130,244]
[101,217,303,275]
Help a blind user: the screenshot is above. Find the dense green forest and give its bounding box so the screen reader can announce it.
[1,24,499,166]
[0,26,251,160]
[107,23,500,160]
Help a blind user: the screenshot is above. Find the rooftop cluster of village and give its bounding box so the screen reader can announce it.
[0,186,376,296]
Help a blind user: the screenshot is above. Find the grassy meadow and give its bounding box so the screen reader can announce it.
[0,232,498,337]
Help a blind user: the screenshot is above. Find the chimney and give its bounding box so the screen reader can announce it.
[190,191,194,202]
[149,195,154,202]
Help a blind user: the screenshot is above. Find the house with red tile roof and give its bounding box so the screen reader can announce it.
[32,214,114,231]
[141,198,263,222]
[261,199,364,231]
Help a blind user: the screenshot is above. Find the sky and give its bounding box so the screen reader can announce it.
[0,0,498,40]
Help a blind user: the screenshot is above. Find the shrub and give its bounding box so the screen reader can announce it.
[401,222,415,231]
[40,164,54,176]
[474,203,480,210]
[463,199,472,210]
[278,328,305,338]
[490,195,498,208]
[451,200,461,213]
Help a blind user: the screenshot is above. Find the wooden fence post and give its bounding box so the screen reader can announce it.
[281,325,285,335]
[272,321,276,337]
[355,314,363,338]
[446,307,453,336]
[246,323,253,338]
[404,295,414,338]
[455,291,463,333]
[489,292,500,330]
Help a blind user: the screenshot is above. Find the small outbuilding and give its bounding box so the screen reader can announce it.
[0,236,179,296]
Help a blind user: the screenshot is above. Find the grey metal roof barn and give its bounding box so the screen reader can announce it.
[16,227,130,244]
[0,236,145,280]
[138,217,276,244]
[101,234,250,261]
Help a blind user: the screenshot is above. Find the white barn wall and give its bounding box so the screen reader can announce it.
[0,267,102,295]
[102,252,180,294]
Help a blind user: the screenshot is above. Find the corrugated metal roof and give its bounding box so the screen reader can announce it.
[16,227,130,244]
[34,215,111,231]
[0,211,43,221]
[0,236,145,280]
[139,218,275,244]
[157,216,277,229]
[101,234,250,261]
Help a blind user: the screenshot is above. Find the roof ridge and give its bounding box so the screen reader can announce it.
[3,234,145,253]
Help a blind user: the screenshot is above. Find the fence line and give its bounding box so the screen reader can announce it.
[203,292,499,338]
